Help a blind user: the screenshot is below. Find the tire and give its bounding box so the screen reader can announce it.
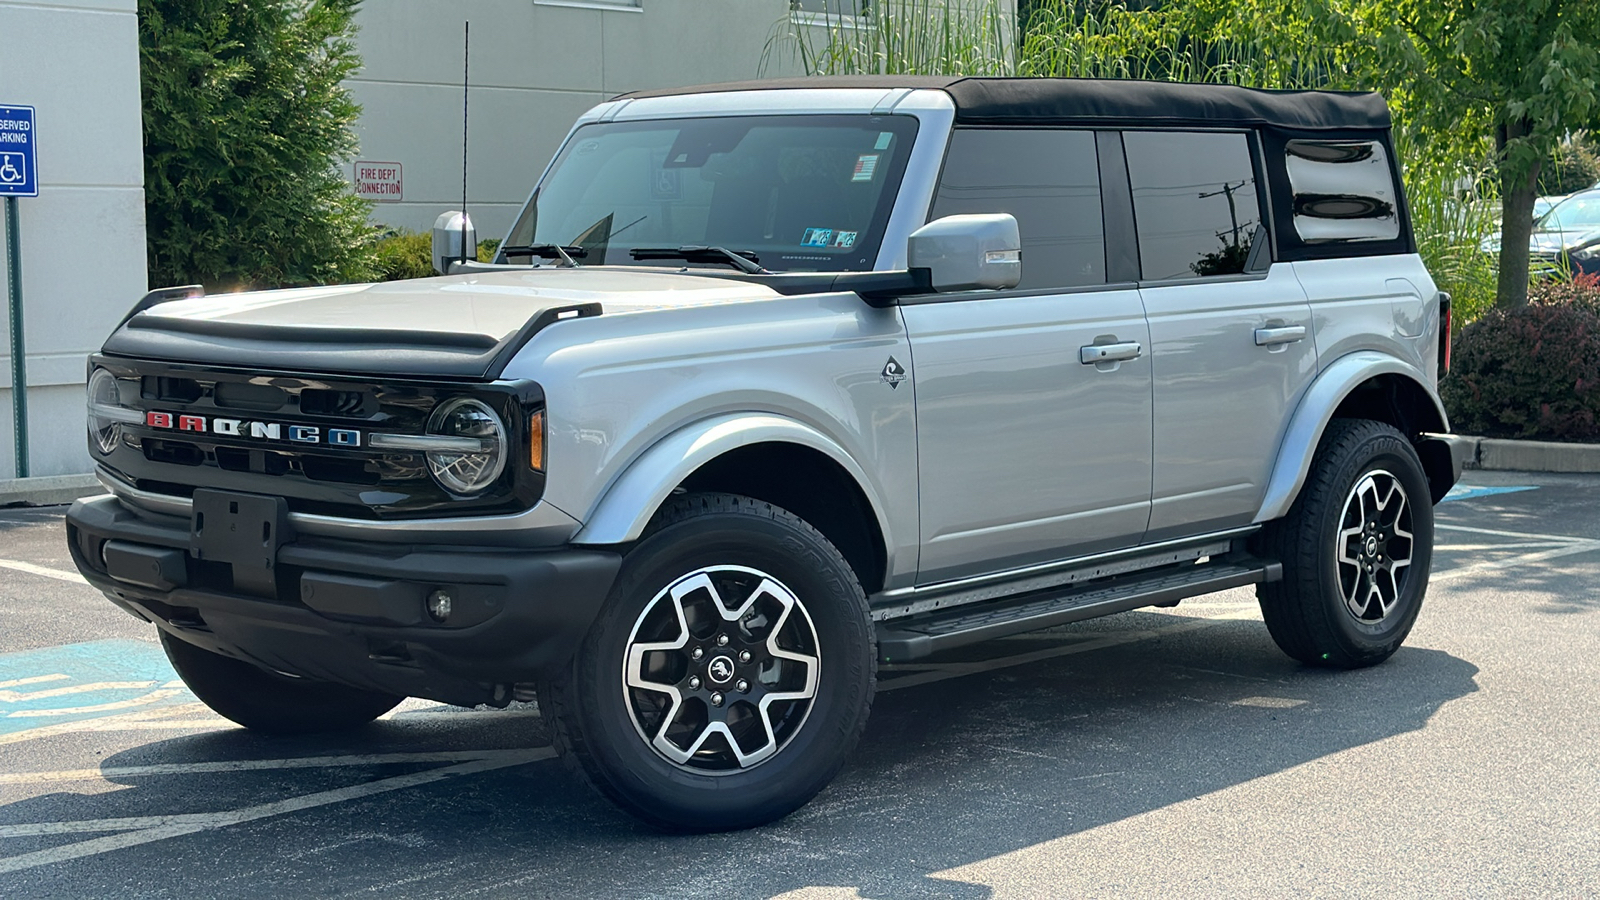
[161,631,403,734]
[1256,418,1434,669]
[542,492,876,832]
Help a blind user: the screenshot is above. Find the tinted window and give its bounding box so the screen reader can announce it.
[931,129,1105,290]
[1285,140,1400,243]
[1124,131,1262,280]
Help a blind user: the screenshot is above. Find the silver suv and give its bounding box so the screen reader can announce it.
[65,77,1462,831]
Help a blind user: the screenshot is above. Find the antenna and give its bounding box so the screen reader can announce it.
[461,20,470,264]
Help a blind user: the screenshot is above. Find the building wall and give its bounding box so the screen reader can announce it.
[0,0,148,479]
[346,0,805,242]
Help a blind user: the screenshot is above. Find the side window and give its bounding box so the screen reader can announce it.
[931,128,1105,290]
[1284,140,1401,243]
[1124,131,1262,280]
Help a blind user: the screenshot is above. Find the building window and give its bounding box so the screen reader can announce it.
[931,128,1106,290]
[792,0,871,20]
[1124,131,1263,280]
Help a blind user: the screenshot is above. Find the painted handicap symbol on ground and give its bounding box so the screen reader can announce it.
[0,640,192,736]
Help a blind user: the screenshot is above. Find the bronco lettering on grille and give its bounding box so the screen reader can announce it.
[144,411,361,447]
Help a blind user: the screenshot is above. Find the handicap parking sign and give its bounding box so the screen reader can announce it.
[0,105,38,197]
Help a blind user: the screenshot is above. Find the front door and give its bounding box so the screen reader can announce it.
[906,127,1153,585]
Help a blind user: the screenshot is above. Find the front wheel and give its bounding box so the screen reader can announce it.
[161,632,403,734]
[1256,418,1434,668]
[542,493,876,832]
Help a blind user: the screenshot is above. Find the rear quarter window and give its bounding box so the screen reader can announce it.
[1284,139,1401,243]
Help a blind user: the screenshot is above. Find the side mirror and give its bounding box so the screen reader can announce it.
[432,211,477,275]
[907,213,1021,292]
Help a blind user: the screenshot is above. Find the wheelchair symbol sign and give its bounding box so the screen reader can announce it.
[0,153,24,185]
[0,104,38,197]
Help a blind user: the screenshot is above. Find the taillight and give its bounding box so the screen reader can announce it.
[1438,292,1452,375]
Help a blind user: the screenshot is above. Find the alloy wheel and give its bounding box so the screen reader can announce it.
[1336,469,1414,622]
[621,565,820,772]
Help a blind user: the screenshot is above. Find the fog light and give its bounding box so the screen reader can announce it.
[426,589,453,623]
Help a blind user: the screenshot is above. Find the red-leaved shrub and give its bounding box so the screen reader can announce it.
[1442,301,1600,441]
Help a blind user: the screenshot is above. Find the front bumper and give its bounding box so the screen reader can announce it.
[66,495,621,706]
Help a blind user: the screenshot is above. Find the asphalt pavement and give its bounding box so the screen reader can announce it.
[0,472,1596,898]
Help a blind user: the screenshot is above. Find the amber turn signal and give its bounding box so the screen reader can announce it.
[528,410,545,471]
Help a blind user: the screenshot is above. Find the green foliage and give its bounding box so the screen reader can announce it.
[763,0,1016,76]
[370,230,505,282]
[1340,0,1600,307]
[371,231,433,282]
[139,0,376,290]
[1441,292,1600,440]
[1539,138,1600,197]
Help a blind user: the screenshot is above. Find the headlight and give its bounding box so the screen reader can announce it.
[86,369,137,455]
[423,397,507,495]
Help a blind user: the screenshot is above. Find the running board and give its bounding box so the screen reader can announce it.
[875,558,1280,663]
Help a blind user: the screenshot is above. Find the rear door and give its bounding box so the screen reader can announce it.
[904,128,1153,584]
[1122,130,1318,540]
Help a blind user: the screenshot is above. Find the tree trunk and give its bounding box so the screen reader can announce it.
[1495,122,1542,309]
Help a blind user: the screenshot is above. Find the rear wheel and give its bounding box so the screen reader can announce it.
[543,493,875,832]
[1256,419,1434,668]
[161,632,403,734]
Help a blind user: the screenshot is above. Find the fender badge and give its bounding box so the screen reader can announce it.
[881,357,908,389]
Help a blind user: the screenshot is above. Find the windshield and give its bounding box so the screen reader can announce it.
[1535,193,1600,233]
[502,114,919,272]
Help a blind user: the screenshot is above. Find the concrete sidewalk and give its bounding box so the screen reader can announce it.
[0,474,104,508]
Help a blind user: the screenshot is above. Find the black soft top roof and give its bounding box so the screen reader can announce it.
[615,76,1390,132]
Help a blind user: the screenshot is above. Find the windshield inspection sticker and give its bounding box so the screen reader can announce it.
[833,231,858,249]
[852,154,880,182]
[801,228,835,247]
[875,132,893,150]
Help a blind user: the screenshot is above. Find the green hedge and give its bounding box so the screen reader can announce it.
[1442,278,1600,442]
[371,231,502,282]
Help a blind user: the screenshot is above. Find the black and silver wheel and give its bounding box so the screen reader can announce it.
[161,632,404,734]
[1256,418,1434,668]
[543,493,875,832]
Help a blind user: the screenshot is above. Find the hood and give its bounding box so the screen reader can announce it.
[101,268,779,380]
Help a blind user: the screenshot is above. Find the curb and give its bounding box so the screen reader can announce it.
[0,474,105,508]
[1452,436,1600,474]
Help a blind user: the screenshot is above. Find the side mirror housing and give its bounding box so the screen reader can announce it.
[907,213,1021,293]
[432,211,477,275]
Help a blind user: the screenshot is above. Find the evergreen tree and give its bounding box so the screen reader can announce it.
[140,0,374,289]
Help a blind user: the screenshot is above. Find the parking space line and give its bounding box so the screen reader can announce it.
[0,675,69,691]
[1435,523,1592,544]
[0,748,548,787]
[0,559,89,585]
[0,681,157,702]
[1433,541,1600,583]
[0,750,555,875]
[5,689,186,718]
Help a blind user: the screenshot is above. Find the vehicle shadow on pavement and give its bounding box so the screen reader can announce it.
[3,612,1479,899]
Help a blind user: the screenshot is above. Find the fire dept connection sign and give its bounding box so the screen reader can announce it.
[353,161,402,202]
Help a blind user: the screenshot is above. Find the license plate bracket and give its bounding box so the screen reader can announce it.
[191,489,293,595]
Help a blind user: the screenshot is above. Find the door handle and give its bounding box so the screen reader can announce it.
[1080,341,1142,364]
[1254,325,1307,346]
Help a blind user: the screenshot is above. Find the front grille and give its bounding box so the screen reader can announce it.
[92,356,544,519]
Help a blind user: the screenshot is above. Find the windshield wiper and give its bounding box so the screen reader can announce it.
[629,246,766,274]
[499,244,587,267]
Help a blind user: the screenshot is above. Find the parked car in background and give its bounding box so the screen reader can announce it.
[1482,186,1600,276]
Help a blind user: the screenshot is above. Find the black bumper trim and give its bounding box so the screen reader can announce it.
[67,495,621,706]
